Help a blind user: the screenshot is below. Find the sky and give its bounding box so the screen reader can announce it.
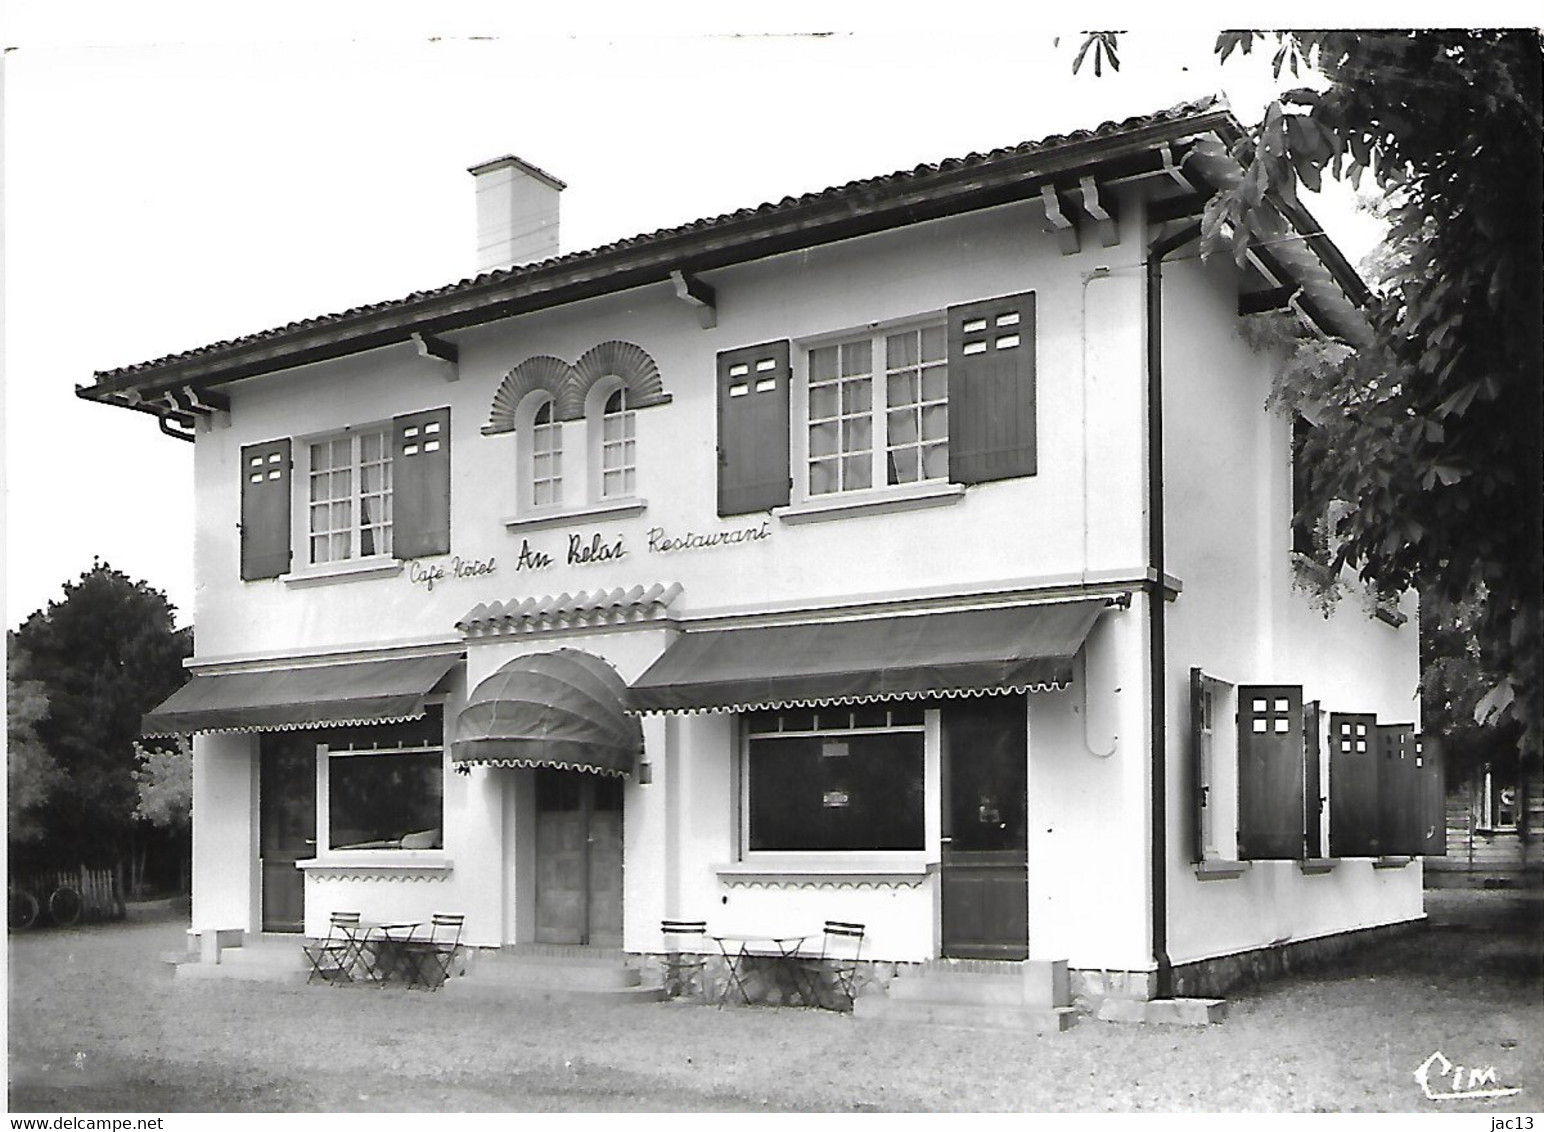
[1,2,1517,633]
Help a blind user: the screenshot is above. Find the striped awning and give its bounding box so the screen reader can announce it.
[451,649,642,777]
[140,654,459,736]
[629,600,1106,715]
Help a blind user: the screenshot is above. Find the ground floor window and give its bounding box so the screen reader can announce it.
[743,705,926,851]
[1479,767,1519,832]
[320,709,444,851]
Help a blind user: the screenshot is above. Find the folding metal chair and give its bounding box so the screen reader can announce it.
[811,920,865,1011]
[660,919,709,1001]
[303,911,362,985]
[398,913,464,989]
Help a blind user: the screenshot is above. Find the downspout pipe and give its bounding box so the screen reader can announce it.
[1145,219,1201,1001]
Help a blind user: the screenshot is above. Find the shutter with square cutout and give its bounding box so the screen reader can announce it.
[717,341,790,516]
[948,291,1036,484]
[1416,735,1447,856]
[240,438,291,580]
[393,408,451,560]
[1328,712,1380,856]
[1377,723,1420,855]
[1237,686,1306,859]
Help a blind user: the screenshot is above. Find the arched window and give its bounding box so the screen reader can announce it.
[528,396,563,508]
[599,385,636,499]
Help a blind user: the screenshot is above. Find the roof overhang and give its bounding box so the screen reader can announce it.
[78,98,1373,411]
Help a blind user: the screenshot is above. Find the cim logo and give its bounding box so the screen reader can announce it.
[1414,1050,1522,1101]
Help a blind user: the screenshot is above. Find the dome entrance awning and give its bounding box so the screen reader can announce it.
[451,649,641,777]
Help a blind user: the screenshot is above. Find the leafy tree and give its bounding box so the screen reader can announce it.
[133,738,193,893]
[6,672,63,846]
[1075,29,1543,752]
[9,561,192,867]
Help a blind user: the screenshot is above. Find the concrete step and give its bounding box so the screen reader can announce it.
[466,952,643,990]
[1096,997,1228,1026]
[885,959,1070,1008]
[442,977,664,1005]
[856,997,1077,1033]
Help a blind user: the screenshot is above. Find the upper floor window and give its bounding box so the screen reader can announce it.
[600,386,637,499]
[239,407,450,582]
[529,397,563,508]
[308,427,393,564]
[714,291,1036,518]
[806,325,949,496]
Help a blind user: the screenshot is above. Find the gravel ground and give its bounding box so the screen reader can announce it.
[7,889,1541,1114]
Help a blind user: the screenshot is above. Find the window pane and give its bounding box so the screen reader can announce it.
[809,459,838,495]
[886,330,919,369]
[842,455,871,490]
[809,421,839,458]
[328,751,443,851]
[809,384,839,420]
[748,733,925,850]
[921,403,949,442]
[889,408,919,445]
[842,378,872,414]
[842,418,871,452]
[888,446,919,484]
[810,345,839,381]
[922,443,950,479]
[920,324,947,362]
[840,339,872,378]
[921,364,948,402]
[887,371,919,405]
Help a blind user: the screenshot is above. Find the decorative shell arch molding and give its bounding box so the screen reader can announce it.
[482,341,671,435]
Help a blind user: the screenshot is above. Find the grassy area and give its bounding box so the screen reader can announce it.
[8,892,1541,1114]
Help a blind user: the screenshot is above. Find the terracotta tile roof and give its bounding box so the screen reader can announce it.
[86,97,1241,391]
[458,583,683,637]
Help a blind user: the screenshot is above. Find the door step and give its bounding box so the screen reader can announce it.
[441,949,663,1004]
[1095,997,1228,1026]
[176,936,309,985]
[856,998,1078,1033]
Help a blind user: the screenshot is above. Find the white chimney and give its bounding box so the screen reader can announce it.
[468,154,566,272]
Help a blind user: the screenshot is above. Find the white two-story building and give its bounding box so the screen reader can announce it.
[81,97,1441,1011]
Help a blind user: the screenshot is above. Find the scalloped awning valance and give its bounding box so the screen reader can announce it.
[140,654,459,736]
[629,600,1107,715]
[451,649,642,777]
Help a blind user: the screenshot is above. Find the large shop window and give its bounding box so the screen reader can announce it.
[713,290,1036,517]
[321,709,445,852]
[239,408,451,580]
[743,706,926,852]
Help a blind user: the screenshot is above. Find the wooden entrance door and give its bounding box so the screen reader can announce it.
[534,769,623,946]
[940,697,1028,959]
[260,733,316,933]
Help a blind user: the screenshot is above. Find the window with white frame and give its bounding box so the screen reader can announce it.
[743,705,926,851]
[805,322,948,496]
[320,709,444,852]
[530,396,563,507]
[307,427,393,564]
[599,386,637,499]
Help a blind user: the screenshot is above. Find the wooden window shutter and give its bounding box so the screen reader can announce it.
[1416,734,1447,857]
[716,341,790,516]
[1328,712,1380,856]
[393,407,451,560]
[1377,723,1420,855]
[948,291,1036,484]
[1237,686,1306,859]
[1304,700,1324,858]
[240,438,291,580]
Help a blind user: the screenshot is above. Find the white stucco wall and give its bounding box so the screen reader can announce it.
[1160,251,1424,969]
[175,174,1418,973]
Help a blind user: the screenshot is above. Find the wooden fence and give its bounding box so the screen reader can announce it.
[12,865,124,924]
